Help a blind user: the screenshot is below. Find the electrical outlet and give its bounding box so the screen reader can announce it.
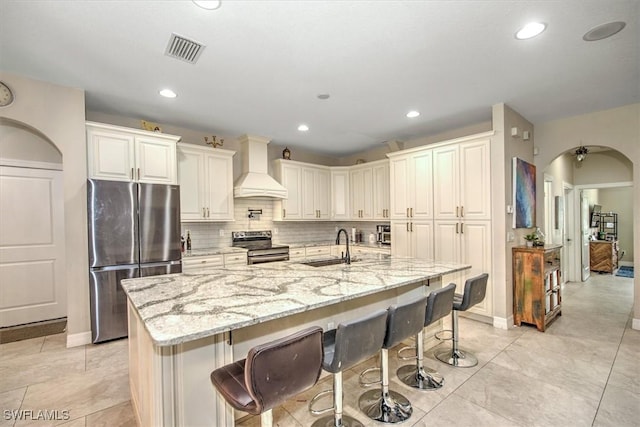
[219,229,225,237]
[335,226,339,232]
[507,232,515,242]
[327,321,335,331]
[274,228,278,235]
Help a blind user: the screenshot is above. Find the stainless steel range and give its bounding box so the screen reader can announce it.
[232,231,289,265]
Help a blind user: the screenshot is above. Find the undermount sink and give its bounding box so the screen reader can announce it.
[301,258,358,267]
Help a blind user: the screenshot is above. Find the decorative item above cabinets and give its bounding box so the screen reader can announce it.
[86,121,180,184]
[177,144,236,222]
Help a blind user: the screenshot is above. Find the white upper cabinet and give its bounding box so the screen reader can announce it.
[372,162,390,220]
[177,144,235,222]
[301,166,331,220]
[350,159,389,221]
[330,168,350,220]
[388,149,433,220]
[274,160,334,221]
[433,138,490,220]
[87,121,179,184]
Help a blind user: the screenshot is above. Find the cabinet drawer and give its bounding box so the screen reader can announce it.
[305,246,331,257]
[544,250,560,270]
[183,255,224,271]
[224,253,247,266]
[289,247,306,260]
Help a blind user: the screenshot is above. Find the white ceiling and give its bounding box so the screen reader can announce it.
[1,1,638,156]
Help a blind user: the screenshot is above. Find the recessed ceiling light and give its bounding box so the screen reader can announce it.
[583,21,626,41]
[159,89,177,98]
[298,124,309,132]
[317,94,330,100]
[515,22,546,40]
[406,110,420,118]
[192,0,221,10]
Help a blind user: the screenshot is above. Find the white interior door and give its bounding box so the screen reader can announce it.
[580,191,591,282]
[0,166,66,327]
[562,185,574,283]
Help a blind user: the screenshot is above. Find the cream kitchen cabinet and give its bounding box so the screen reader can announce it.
[305,245,332,258]
[331,168,350,220]
[391,220,433,260]
[182,255,224,272]
[435,219,492,317]
[177,144,235,222]
[301,166,331,220]
[350,165,373,219]
[350,160,390,220]
[433,137,491,221]
[87,121,179,184]
[372,162,390,220]
[274,160,330,221]
[388,149,433,221]
[288,247,306,260]
[274,160,302,220]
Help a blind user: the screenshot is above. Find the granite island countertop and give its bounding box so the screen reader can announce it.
[121,256,470,346]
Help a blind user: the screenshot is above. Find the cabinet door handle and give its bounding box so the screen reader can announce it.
[406,208,409,218]
[456,206,459,217]
[202,208,206,218]
[410,222,413,232]
[207,207,210,218]
[406,222,409,232]
[460,222,464,233]
[461,206,464,217]
[283,209,286,218]
[131,168,134,180]
[456,223,459,234]
[410,207,413,218]
[137,168,140,180]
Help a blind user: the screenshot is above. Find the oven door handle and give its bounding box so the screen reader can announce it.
[248,254,289,264]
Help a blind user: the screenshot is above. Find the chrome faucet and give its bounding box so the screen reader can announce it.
[336,228,351,264]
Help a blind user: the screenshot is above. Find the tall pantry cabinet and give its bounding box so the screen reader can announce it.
[388,149,434,260]
[388,132,494,319]
[433,136,492,317]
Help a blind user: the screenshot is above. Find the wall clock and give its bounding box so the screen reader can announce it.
[0,81,15,107]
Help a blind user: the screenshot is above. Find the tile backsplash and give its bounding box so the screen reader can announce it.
[181,198,387,249]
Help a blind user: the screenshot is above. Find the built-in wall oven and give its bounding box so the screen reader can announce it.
[232,231,290,264]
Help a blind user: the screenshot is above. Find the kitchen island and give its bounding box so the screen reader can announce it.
[121,255,470,426]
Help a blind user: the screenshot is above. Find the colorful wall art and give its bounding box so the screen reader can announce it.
[513,157,536,228]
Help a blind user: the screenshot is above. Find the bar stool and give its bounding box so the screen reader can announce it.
[396,283,456,390]
[309,309,388,427]
[435,273,489,368]
[358,296,428,424]
[210,326,323,427]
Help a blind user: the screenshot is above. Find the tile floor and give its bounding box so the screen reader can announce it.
[1,273,638,426]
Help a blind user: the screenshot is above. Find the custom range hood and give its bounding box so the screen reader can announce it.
[234,135,288,199]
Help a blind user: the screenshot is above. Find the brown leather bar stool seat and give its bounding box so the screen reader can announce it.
[211,326,323,427]
[397,283,456,390]
[358,296,428,424]
[435,273,489,368]
[309,309,388,427]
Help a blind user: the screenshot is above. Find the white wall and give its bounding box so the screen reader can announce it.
[535,103,639,329]
[0,72,89,345]
[599,187,634,261]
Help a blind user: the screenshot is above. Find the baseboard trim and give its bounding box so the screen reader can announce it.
[493,316,512,330]
[619,261,634,267]
[632,318,640,331]
[66,331,92,348]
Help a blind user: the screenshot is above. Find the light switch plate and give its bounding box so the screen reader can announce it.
[219,229,224,237]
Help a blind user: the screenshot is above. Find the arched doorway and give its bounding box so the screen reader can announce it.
[542,146,634,286]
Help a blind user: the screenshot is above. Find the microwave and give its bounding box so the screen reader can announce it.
[376,225,391,245]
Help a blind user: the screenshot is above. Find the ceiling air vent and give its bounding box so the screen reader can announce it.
[165,33,205,64]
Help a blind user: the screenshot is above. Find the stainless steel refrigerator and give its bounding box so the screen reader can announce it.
[87,179,182,343]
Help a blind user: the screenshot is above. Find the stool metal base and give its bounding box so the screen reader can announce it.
[358,389,412,423]
[311,414,364,427]
[434,348,478,368]
[396,364,444,390]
